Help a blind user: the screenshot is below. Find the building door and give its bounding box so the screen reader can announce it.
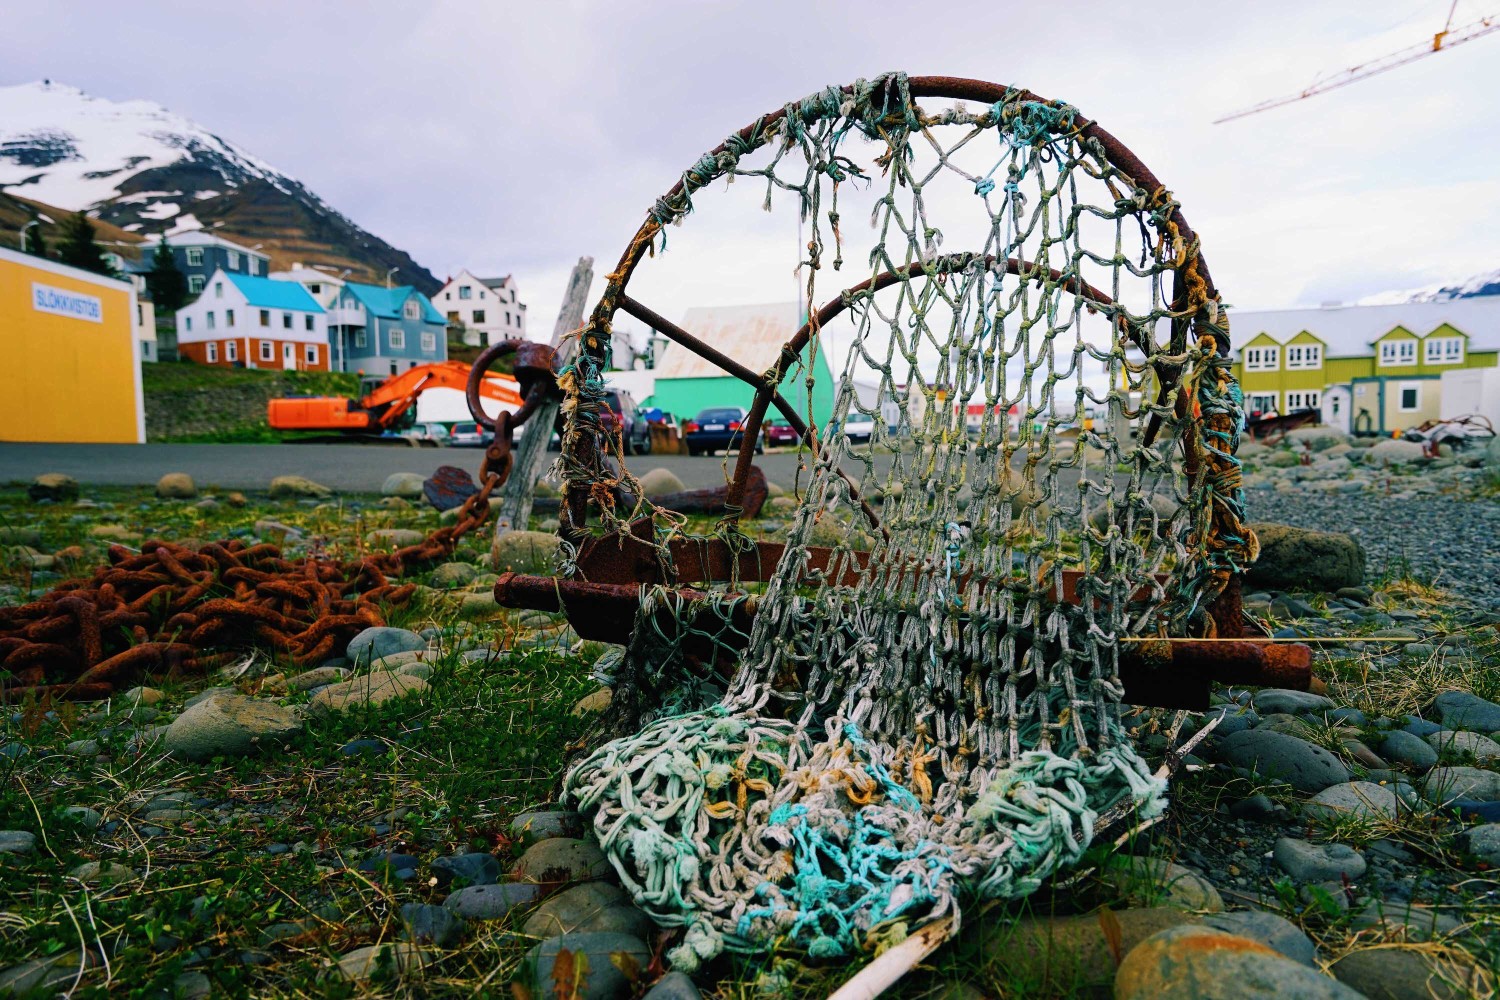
[1321,386,1350,434]
[283,342,296,370]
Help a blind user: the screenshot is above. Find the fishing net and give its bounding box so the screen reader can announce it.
[555,73,1253,969]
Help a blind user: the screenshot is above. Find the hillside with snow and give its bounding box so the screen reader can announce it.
[0,81,437,292]
[1359,268,1500,305]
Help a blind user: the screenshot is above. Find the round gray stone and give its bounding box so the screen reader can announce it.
[0,830,37,855]
[1202,911,1316,966]
[1378,730,1437,772]
[1433,691,1500,732]
[381,472,426,498]
[400,902,465,947]
[510,810,587,846]
[513,837,613,884]
[1304,781,1399,823]
[1421,766,1500,805]
[163,692,303,760]
[1458,823,1500,866]
[1330,947,1494,1000]
[1215,730,1351,793]
[1425,730,1500,762]
[442,881,543,920]
[1273,838,1366,882]
[1253,689,1336,715]
[526,932,650,1000]
[346,626,426,666]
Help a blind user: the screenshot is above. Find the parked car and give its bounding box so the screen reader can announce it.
[548,389,652,454]
[762,419,802,448]
[449,421,485,447]
[404,422,451,446]
[684,407,762,456]
[843,412,876,444]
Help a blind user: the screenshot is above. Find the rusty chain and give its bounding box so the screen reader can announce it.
[0,349,550,704]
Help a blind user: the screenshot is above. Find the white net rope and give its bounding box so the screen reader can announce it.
[560,73,1253,969]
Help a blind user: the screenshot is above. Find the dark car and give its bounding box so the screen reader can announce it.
[684,407,763,456]
[762,419,802,447]
[550,389,651,454]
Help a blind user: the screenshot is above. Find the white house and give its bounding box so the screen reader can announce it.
[434,269,528,345]
[175,268,330,370]
[269,262,350,308]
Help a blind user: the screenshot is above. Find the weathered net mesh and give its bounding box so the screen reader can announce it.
[558,73,1253,969]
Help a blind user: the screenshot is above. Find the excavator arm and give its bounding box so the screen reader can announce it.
[267,361,524,435]
[360,362,524,429]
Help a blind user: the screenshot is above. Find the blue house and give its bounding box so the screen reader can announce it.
[325,281,447,374]
[141,231,271,299]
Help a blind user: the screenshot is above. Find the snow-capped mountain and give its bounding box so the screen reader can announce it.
[1359,268,1500,305]
[0,81,437,292]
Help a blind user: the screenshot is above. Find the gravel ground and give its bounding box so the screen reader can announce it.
[1249,487,1500,610]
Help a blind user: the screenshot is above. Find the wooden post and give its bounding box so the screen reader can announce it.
[492,256,594,537]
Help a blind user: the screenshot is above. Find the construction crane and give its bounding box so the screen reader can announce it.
[1216,2,1500,124]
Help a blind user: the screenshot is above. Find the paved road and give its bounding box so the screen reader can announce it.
[0,442,887,493]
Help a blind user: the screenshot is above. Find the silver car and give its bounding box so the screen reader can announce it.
[449,422,485,447]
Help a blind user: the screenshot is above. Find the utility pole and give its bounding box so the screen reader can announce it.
[491,256,594,537]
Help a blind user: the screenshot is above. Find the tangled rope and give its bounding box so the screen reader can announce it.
[0,477,501,702]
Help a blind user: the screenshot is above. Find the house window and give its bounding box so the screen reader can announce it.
[247,258,258,276]
[206,311,216,330]
[1286,390,1320,411]
[389,327,406,349]
[421,331,437,352]
[354,330,367,348]
[1285,344,1321,369]
[309,283,321,294]
[447,311,460,323]
[259,309,270,326]
[305,345,318,365]
[473,309,486,324]
[227,251,240,269]
[444,291,450,300]
[214,281,223,298]
[1399,383,1421,411]
[305,315,314,331]
[282,313,292,329]
[390,361,400,375]
[206,342,218,363]
[259,340,274,362]
[505,310,511,325]
[1379,339,1416,366]
[1244,346,1279,371]
[226,340,238,362]
[226,309,235,327]
[1248,393,1278,414]
[1424,336,1464,364]
[459,285,472,299]
[188,275,205,294]
[184,316,193,332]
[404,299,420,319]
[186,248,203,267]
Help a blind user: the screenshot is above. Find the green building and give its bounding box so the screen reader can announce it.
[1229,300,1500,434]
[645,301,836,430]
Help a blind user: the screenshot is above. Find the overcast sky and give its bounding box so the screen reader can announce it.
[4,1,1497,331]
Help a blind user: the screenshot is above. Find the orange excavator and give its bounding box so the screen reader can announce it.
[267,362,523,443]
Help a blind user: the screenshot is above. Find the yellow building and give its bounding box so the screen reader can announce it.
[1,246,144,443]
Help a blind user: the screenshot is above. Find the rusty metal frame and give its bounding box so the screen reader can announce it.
[482,75,1309,707]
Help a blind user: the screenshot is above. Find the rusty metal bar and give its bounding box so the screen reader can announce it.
[492,570,1307,706]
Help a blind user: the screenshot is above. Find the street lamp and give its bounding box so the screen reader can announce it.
[20,220,41,254]
[385,266,400,289]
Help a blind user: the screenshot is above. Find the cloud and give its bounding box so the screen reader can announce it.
[2,0,1495,335]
